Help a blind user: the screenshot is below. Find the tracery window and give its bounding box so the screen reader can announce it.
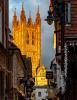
[26,33,29,44]
[32,32,34,45]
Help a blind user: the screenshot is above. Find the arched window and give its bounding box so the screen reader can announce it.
[32,32,34,45]
[26,33,29,44]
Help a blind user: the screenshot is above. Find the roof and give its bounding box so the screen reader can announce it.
[8,42,26,70]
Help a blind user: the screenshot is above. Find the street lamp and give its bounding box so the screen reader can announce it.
[45,0,54,25]
[45,0,65,25]
[45,15,54,25]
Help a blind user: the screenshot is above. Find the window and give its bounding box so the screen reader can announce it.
[38,92,41,97]
[26,33,29,44]
[26,40,29,44]
[32,40,34,45]
[32,32,35,45]
[65,2,71,25]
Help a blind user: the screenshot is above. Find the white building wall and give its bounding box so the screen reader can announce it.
[60,73,65,93]
[56,63,61,90]
[56,62,65,94]
[35,87,48,100]
[64,43,67,77]
[52,58,65,94]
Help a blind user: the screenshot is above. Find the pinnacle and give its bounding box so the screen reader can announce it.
[14,8,16,16]
[29,10,32,18]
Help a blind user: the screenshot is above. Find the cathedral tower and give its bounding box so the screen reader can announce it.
[12,5,41,77]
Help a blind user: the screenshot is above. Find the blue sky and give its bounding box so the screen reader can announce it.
[9,0,55,68]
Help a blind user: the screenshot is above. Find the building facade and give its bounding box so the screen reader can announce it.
[23,56,32,79]
[0,0,9,48]
[52,0,77,99]
[64,0,77,99]
[12,5,41,77]
[0,43,12,100]
[0,0,11,100]
[35,65,47,86]
[46,0,65,99]
[34,86,48,100]
[8,43,26,100]
[50,58,65,94]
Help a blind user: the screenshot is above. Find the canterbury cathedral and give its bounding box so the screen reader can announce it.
[12,4,47,86]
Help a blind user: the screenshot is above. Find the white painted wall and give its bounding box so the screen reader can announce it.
[34,87,48,100]
[52,58,65,94]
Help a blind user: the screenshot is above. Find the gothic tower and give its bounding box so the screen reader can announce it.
[12,5,41,77]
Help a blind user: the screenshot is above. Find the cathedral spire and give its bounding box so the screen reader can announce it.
[29,11,31,18]
[28,11,32,26]
[37,6,39,15]
[36,5,40,17]
[22,0,24,11]
[14,8,16,16]
[35,6,41,25]
[13,8,17,24]
[20,1,26,22]
[21,1,25,13]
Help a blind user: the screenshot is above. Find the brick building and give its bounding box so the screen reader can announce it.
[52,0,77,99]
[64,0,77,99]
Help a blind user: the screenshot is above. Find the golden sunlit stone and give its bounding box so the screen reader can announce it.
[54,32,56,49]
[35,65,47,86]
[12,5,47,86]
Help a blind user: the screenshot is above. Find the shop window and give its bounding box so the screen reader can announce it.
[38,92,41,97]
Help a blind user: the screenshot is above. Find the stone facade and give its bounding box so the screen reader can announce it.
[8,43,26,100]
[34,86,48,100]
[35,65,47,86]
[12,5,41,77]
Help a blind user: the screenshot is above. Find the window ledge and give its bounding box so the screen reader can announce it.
[65,24,71,27]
